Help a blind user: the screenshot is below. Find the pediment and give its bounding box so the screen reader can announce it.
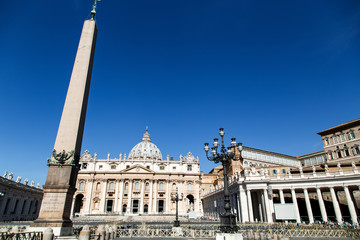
[120,164,154,174]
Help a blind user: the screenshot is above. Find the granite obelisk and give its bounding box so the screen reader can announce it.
[31,5,99,236]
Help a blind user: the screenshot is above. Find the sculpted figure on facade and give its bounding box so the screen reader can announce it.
[8,172,13,180]
[337,162,342,172]
[3,171,7,178]
[24,178,29,185]
[325,164,329,172]
[352,161,357,169]
[31,180,35,187]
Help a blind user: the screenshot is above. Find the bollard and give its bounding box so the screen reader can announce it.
[273,233,278,240]
[254,231,260,240]
[105,226,110,240]
[108,227,113,240]
[96,225,105,240]
[266,232,272,240]
[79,225,90,240]
[260,232,266,240]
[43,228,54,240]
[111,225,116,239]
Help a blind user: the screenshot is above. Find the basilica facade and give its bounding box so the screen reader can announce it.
[71,119,360,225]
[72,129,202,216]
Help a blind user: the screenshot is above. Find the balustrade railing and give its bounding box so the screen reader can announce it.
[0,232,43,240]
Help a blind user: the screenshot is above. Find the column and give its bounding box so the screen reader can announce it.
[344,186,358,224]
[279,189,285,204]
[236,193,242,221]
[118,180,124,214]
[316,187,328,223]
[153,180,157,213]
[127,180,133,213]
[247,189,254,222]
[100,180,107,213]
[291,188,301,223]
[263,189,272,223]
[239,188,249,223]
[179,180,185,215]
[329,187,342,224]
[166,180,170,213]
[257,192,264,222]
[85,179,94,214]
[303,188,314,224]
[195,181,201,213]
[114,180,120,213]
[149,180,153,213]
[139,180,145,214]
[70,197,76,217]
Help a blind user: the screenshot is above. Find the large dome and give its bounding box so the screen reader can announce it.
[128,129,162,160]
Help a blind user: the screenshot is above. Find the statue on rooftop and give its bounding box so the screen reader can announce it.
[16,176,21,183]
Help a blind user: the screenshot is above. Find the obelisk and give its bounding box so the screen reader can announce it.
[31,2,99,236]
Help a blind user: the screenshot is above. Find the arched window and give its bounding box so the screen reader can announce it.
[79,182,85,191]
[172,183,176,190]
[125,182,129,190]
[122,204,127,213]
[144,204,148,213]
[109,182,115,190]
[188,183,192,191]
[135,182,140,190]
[159,182,164,190]
[145,183,149,190]
[96,182,100,191]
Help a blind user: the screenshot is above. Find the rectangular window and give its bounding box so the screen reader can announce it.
[272,169,277,175]
[187,165,192,171]
[332,136,338,144]
[173,166,176,170]
[282,169,286,174]
[340,134,346,142]
[111,165,116,169]
[126,165,130,169]
[324,138,330,145]
[345,149,350,157]
[348,131,356,140]
[160,166,165,170]
[328,153,333,160]
[146,166,150,169]
[353,146,360,155]
[82,163,87,169]
[99,165,103,170]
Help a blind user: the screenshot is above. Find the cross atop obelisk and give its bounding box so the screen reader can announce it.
[31,3,100,236]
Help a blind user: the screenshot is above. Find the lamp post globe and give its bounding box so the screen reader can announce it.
[204,128,243,233]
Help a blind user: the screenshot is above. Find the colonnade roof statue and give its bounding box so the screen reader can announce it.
[128,128,163,160]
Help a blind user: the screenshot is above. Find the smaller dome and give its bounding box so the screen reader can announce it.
[128,129,162,160]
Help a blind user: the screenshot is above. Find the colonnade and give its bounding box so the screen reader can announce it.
[202,172,360,225]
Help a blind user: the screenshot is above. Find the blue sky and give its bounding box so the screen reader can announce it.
[1,0,359,185]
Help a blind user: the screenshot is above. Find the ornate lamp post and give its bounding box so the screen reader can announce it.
[204,128,243,233]
[171,187,184,227]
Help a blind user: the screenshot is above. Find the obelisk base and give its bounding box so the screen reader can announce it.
[31,165,78,236]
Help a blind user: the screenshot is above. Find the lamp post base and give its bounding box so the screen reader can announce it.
[173,220,180,227]
[219,213,238,233]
